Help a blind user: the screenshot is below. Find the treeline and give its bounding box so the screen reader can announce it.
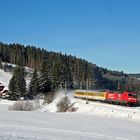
[0,42,140,94]
[129,74,140,79]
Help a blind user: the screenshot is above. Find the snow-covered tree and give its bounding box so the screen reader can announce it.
[37,60,52,96]
[28,68,38,99]
[9,74,17,100]
[8,65,26,100]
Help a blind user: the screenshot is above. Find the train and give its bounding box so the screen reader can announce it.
[74,90,140,106]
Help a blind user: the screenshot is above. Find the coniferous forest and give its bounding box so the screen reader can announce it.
[0,42,140,99]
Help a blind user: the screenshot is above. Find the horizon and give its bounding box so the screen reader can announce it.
[0,0,140,73]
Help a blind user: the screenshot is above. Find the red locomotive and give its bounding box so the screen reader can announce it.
[106,91,139,106]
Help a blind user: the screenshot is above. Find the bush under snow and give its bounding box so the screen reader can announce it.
[9,100,40,111]
[57,96,71,112]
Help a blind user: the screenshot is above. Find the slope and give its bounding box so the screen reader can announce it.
[0,69,12,89]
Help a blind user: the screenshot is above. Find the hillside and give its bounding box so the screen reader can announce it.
[0,69,12,89]
[129,74,140,80]
[0,42,140,92]
[0,67,31,90]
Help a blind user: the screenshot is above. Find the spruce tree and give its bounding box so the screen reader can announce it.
[51,61,62,90]
[37,60,52,96]
[28,68,38,99]
[8,74,17,100]
[16,65,26,98]
[8,65,26,100]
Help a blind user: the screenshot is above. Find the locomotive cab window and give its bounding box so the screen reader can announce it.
[132,94,136,98]
[128,94,136,98]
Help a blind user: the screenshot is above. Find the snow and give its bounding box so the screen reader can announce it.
[0,104,140,140]
[1,69,140,139]
[40,91,140,122]
[74,99,140,121]
[0,93,140,140]
[2,62,32,71]
[0,68,31,90]
[0,99,14,105]
[0,69,12,89]
[41,90,67,112]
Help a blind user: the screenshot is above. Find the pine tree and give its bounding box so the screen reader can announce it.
[8,74,17,100]
[8,65,26,100]
[51,61,62,90]
[37,60,52,96]
[28,68,38,99]
[16,65,26,97]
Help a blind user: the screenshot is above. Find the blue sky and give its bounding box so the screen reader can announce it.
[0,0,140,73]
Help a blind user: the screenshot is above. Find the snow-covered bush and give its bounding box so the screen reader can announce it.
[57,96,71,112]
[8,100,38,111]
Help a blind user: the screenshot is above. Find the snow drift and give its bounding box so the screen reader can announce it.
[41,90,140,122]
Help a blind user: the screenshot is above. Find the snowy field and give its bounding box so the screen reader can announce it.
[1,97,140,140]
[0,106,140,140]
